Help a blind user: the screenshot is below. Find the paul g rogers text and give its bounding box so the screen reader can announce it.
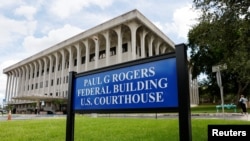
[76,66,169,107]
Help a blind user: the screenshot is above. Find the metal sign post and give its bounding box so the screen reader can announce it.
[212,64,227,118]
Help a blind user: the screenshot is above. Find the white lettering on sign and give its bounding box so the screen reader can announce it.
[76,66,172,107]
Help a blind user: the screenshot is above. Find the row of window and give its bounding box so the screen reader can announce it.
[26,76,69,91]
[25,44,128,79]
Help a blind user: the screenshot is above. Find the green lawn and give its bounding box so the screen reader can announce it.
[0,116,249,141]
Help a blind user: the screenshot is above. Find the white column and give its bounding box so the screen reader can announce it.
[33,61,38,95]
[114,26,122,63]
[139,28,148,58]
[7,73,12,102]
[25,65,29,95]
[148,35,154,56]
[75,43,81,72]
[38,59,43,95]
[103,31,110,66]
[29,63,34,94]
[10,71,15,102]
[127,21,140,60]
[60,50,65,91]
[155,40,161,55]
[83,40,89,71]
[5,73,10,103]
[48,55,53,96]
[67,47,73,71]
[20,67,25,96]
[54,52,59,96]
[42,57,48,95]
[93,36,99,69]
[14,69,20,102]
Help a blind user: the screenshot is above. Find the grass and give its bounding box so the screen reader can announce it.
[0,116,249,141]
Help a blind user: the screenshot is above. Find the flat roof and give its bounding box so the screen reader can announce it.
[3,9,175,73]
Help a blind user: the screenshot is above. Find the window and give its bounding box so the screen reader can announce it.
[40,82,43,88]
[57,78,59,85]
[58,64,61,71]
[66,76,69,83]
[110,47,116,56]
[45,81,48,87]
[74,59,77,66]
[99,50,106,59]
[81,56,85,64]
[122,43,128,53]
[35,83,38,89]
[90,53,95,62]
[51,79,53,86]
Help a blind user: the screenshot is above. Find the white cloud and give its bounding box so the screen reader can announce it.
[14,5,37,20]
[49,0,114,19]
[0,0,22,8]
[0,15,36,46]
[23,24,83,54]
[165,4,200,41]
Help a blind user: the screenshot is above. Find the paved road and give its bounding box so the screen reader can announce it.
[0,113,249,121]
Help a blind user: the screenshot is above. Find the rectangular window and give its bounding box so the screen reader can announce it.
[74,59,77,66]
[51,79,53,86]
[90,53,95,62]
[45,80,48,87]
[40,82,43,88]
[122,43,128,53]
[99,50,106,59]
[35,83,38,89]
[81,56,85,64]
[66,76,69,83]
[110,47,116,56]
[58,64,61,71]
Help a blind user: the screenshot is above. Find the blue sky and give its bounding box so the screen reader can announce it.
[0,0,200,106]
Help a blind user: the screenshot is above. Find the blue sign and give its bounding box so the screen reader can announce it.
[73,57,178,110]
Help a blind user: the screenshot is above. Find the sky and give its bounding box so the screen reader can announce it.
[0,0,200,106]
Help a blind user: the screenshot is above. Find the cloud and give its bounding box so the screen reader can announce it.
[14,5,37,20]
[164,4,200,41]
[49,0,114,19]
[22,24,83,54]
[0,15,36,47]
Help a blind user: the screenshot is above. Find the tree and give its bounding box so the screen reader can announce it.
[188,0,250,98]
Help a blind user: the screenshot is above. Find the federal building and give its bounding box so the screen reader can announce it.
[3,9,199,114]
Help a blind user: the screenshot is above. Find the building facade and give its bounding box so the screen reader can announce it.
[3,9,199,114]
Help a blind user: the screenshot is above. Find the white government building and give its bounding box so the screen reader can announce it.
[3,9,199,114]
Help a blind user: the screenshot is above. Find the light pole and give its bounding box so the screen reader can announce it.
[212,64,227,118]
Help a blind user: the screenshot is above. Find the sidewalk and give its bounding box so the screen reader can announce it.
[0,113,249,121]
